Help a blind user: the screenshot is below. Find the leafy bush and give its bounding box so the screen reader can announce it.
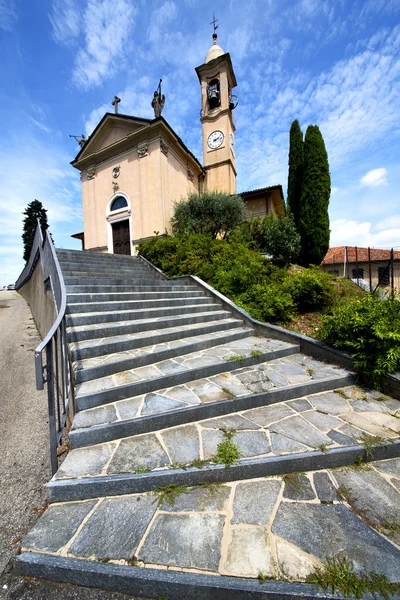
[283,268,334,313]
[263,213,301,267]
[228,217,266,251]
[171,191,246,238]
[318,295,400,386]
[239,284,296,324]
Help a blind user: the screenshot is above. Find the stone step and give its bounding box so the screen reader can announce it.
[67,290,206,303]
[67,310,233,343]
[70,317,244,361]
[64,277,168,286]
[73,327,255,384]
[61,268,159,277]
[56,249,142,262]
[66,302,222,327]
[74,338,302,411]
[65,283,198,293]
[18,455,400,594]
[66,295,212,315]
[70,362,360,448]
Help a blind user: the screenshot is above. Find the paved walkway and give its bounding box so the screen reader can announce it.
[0,291,144,599]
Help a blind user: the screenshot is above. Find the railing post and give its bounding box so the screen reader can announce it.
[46,340,58,475]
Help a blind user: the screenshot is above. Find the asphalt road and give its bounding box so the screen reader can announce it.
[0,292,146,600]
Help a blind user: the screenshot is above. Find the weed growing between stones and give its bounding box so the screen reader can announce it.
[359,433,386,458]
[307,554,400,599]
[213,429,240,467]
[225,354,246,361]
[257,572,273,584]
[222,387,236,399]
[134,466,151,474]
[306,367,314,377]
[126,556,138,566]
[376,396,389,402]
[152,484,190,507]
[250,348,263,358]
[317,443,329,452]
[334,389,349,399]
[282,472,307,494]
[97,558,111,563]
[381,516,400,534]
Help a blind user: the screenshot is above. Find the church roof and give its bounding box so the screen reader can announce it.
[71,112,204,174]
[240,185,284,199]
[205,38,225,63]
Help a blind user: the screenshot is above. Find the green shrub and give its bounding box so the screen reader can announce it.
[171,191,246,238]
[318,295,400,386]
[239,284,296,324]
[228,217,266,251]
[283,268,334,313]
[263,213,301,267]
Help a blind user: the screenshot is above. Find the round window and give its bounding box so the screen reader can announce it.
[110,196,128,211]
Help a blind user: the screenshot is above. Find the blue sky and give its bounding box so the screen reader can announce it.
[1,0,400,286]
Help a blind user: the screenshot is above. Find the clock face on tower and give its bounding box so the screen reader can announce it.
[207,130,224,149]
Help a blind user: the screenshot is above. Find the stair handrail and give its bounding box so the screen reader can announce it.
[16,220,71,475]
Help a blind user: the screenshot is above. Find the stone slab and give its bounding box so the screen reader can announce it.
[308,392,350,415]
[69,495,157,559]
[141,393,184,416]
[161,484,231,512]
[234,430,271,457]
[271,433,308,454]
[302,411,342,433]
[56,444,113,479]
[22,501,96,553]
[313,471,337,502]
[283,475,315,500]
[270,415,332,449]
[108,435,170,473]
[72,404,118,430]
[139,513,225,571]
[224,527,272,577]
[373,457,400,479]
[231,480,281,525]
[244,404,295,427]
[287,398,313,412]
[161,424,200,464]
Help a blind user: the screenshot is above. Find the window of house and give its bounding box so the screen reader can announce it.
[110,196,128,211]
[378,266,390,286]
[352,268,364,279]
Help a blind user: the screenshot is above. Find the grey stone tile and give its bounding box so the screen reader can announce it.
[201,428,225,459]
[350,399,390,414]
[139,513,225,571]
[201,414,260,430]
[271,433,309,454]
[308,392,350,415]
[108,435,170,473]
[232,480,282,524]
[187,380,231,403]
[183,355,221,370]
[161,425,200,464]
[134,364,164,380]
[327,430,357,446]
[313,472,337,502]
[338,423,364,440]
[56,444,113,479]
[373,457,400,479]
[244,404,295,427]
[287,398,313,412]
[225,528,272,577]
[234,430,271,458]
[72,404,118,430]
[283,474,315,500]
[341,412,398,438]
[208,374,249,397]
[334,468,400,542]
[272,503,400,580]
[113,371,141,386]
[302,411,343,432]
[237,370,271,385]
[161,485,231,512]
[116,396,143,420]
[69,496,156,559]
[259,368,289,387]
[141,393,184,416]
[156,359,186,375]
[166,385,200,405]
[22,501,96,552]
[247,381,274,393]
[270,415,332,449]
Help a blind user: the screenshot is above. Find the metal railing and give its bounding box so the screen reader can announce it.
[16,221,72,475]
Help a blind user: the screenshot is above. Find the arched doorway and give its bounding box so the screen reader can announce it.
[106,194,132,255]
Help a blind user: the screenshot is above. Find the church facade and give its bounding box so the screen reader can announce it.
[71,34,284,254]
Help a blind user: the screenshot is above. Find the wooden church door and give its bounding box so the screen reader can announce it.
[112,220,131,255]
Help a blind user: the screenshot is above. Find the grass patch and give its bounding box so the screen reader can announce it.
[317,443,329,453]
[126,556,138,567]
[133,466,151,474]
[152,484,190,507]
[222,387,236,399]
[306,367,314,377]
[282,472,308,494]
[381,516,400,534]
[213,429,240,467]
[334,389,349,399]
[359,433,386,459]
[307,554,400,599]
[250,348,263,358]
[225,354,246,362]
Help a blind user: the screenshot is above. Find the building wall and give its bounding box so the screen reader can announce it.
[81,137,199,253]
[322,261,400,292]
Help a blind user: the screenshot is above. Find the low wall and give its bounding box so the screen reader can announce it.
[18,259,56,340]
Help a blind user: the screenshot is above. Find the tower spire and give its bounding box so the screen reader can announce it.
[210,12,219,43]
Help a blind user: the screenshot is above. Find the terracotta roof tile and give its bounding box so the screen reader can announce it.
[322,246,400,265]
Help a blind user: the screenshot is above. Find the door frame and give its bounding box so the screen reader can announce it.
[106,192,132,255]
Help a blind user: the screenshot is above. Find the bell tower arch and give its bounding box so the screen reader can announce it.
[195,32,238,194]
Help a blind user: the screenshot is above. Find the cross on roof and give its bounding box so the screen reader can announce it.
[210,12,219,33]
[111,96,121,114]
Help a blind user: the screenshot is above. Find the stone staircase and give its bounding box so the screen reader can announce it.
[17,249,400,599]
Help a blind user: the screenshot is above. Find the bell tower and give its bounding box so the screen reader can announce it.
[195,30,238,194]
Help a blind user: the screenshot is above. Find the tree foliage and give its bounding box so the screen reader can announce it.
[263,213,301,267]
[22,199,50,262]
[171,191,246,239]
[298,125,331,267]
[287,119,304,229]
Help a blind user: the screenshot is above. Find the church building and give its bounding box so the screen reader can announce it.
[71,32,284,255]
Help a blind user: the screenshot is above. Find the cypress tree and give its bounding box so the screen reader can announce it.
[22,199,50,262]
[298,125,331,267]
[287,119,303,229]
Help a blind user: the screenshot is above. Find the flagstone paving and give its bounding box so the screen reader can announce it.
[17,250,400,596]
[21,459,400,581]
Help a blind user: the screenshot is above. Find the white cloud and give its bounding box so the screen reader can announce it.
[147,1,178,43]
[0,0,17,31]
[330,217,400,249]
[360,167,388,186]
[49,0,81,46]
